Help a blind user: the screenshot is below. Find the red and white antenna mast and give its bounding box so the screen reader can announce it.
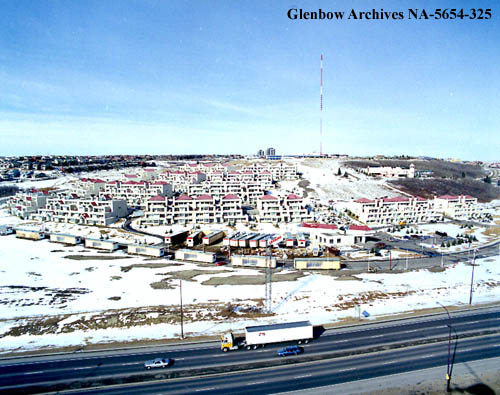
[320,54,323,157]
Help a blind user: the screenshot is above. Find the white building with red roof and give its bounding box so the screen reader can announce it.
[34,196,128,226]
[256,193,311,223]
[8,190,49,219]
[349,195,441,225]
[101,180,172,207]
[142,192,248,225]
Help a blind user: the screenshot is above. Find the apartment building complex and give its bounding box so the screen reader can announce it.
[434,195,480,220]
[142,193,247,225]
[7,190,48,219]
[101,180,172,207]
[256,194,311,223]
[349,196,441,226]
[33,196,128,226]
[349,193,480,225]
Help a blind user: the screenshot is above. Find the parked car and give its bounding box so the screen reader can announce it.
[277,345,303,357]
[215,261,226,266]
[144,357,173,369]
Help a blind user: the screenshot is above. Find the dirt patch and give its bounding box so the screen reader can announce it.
[167,269,228,282]
[201,271,305,286]
[150,280,175,290]
[428,266,446,273]
[64,255,131,261]
[110,276,122,281]
[484,226,500,237]
[120,263,171,272]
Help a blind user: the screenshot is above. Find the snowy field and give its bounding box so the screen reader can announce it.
[0,231,498,353]
[294,158,400,203]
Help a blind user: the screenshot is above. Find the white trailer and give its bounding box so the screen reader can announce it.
[259,234,272,248]
[50,233,83,245]
[223,232,239,247]
[203,230,225,245]
[16,228,46,240]
[230,233,245,247]
[294,257,341,270]
[238,233,255,248]
[127,244,164,257]
[231,254,276,268]
[186,231,203,247]
[297,232,307,248]
[165,230,189,245]
[175,249,216,263]
[85,238,119,252]
[249,234,266,248]
[220,321,313,351]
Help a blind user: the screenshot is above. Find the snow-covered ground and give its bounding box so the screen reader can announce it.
[0,230,498,353]
[295,158,399,203]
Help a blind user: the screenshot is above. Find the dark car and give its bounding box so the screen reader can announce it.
[277,346,303,357]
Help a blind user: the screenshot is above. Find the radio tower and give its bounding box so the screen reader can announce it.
[320,54,323,157]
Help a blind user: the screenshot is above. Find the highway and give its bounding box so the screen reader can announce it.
[75,335,500,394]
[0,307,498,394]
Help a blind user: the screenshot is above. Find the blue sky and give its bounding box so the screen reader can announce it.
[0,0,498,160]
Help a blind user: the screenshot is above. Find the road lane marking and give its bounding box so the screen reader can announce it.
[24,371,43,375]
[247,381,267,385]
[338,367,356,372]
[295,374,312,379]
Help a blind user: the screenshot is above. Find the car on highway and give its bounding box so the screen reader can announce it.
[277,345,303,357]
[144,357,173,369]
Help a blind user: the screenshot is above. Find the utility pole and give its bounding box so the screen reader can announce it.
[405,249,409,271]
[389,250,392,271]
[441,251,444,268]
[179,279,184,339]
[265,246,272,313]
[469,249,476,305]
[437,302,453,392]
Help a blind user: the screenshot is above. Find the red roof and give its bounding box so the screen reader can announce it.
[196,194,213,200]
[26,196,32,201]
[124,174,136,178]
[81,213,89,218]
[349,225,372,232]
[144,168,155,172]
[91,202,97,206]
[354,198,374,203]
[176,194,193,201]
[122,180,139,185]
[229,171,241,175]
[261,170,271,174]
[287,194,302,200]
[152,181,170,185]
[149,195,166,202]
[382,196,409,203]
[260,195,278,200]
[301,223,338,230]
[202,163,216,167]
[222,194,240,200]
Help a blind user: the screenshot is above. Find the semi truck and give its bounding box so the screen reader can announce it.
[220,321,313,352]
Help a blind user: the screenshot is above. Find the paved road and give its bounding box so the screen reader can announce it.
[64,335,500,394]
[0,307,498,393]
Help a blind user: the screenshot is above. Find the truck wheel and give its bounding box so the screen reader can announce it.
[297,340,303,345]
[304,339,310,344]
[246,345,252,350]
[253,345,258,350]
[223,347,228,352]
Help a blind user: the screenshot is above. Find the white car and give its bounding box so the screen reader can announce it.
[144,357,173,369]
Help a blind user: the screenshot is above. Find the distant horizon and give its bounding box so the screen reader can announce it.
[1,152,495,163]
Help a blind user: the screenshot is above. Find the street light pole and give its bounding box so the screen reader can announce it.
[437,302,452,392]
[469,249,476,305]
[406,249,409,271]
[180,279,184,339]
